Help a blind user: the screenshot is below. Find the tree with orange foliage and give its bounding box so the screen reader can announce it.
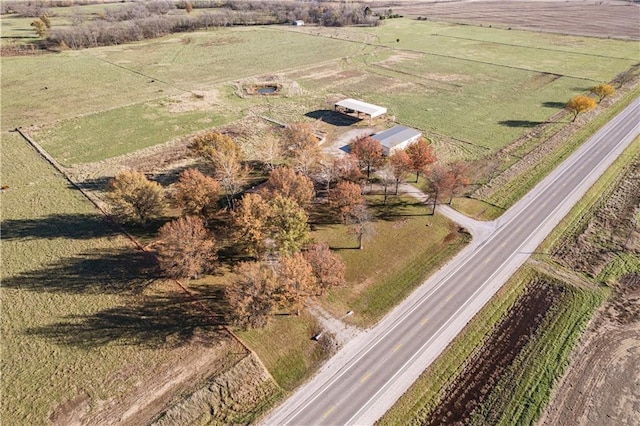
[333,153,364,183]
[566,95,597,121]
[156,216,217,279]
[263,166,314,207]
[406,138,436,182]
[172,168,220,217]
[232,193,272,258]
[226,261,278,329]
[389,149,412,194]
[330,181,365,223]
[107,170,166,224]
[304,242,346,295]
[426,164,455,215]
[188,131,247,206]
[590,84,615,103]
[351,135,384,180]
[275,252,317,316]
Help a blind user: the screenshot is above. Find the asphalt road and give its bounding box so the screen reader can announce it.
[265,98,640,425]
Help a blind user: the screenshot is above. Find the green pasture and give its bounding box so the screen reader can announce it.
[36,99,235,165]
[1,53,183,131]
[4,21,638,165]
[365,19,639,72]
[0,134,235,424]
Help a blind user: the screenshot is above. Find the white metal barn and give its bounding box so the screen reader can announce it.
[334,99,387,123]
[372,125,422,156]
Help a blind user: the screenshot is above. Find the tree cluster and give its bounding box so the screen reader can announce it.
[565,83,615,121]
[104,126,467,330]
[226,243,345,329]
[40,1,380,49]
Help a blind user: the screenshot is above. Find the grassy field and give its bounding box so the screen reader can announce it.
[485,85,640,209]
[538,135,640,255]
[34,99,236,165]
[2,20,636,166]
[238,311,329,392]
[313,195,469,327]
[0,133,246,424]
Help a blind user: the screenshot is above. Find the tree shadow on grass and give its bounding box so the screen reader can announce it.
[542,101,567,109]
[2,247,158,295]
[498,120,546,128]
[26,289,230,349]
[1,213,119,241]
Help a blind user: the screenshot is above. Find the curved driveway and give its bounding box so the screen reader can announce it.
[265,98,640,425]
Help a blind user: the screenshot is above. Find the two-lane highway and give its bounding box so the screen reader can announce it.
[265,98,640,425]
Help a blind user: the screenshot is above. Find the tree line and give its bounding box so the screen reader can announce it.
[20,0,380,49]
[106,123,470,329]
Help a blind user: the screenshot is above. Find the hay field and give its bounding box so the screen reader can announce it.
[0,133,248,425]
[4,20,634,167]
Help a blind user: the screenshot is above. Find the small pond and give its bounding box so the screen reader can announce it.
[257,86,278,94]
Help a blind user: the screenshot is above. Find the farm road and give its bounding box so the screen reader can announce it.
[263,98,640,425]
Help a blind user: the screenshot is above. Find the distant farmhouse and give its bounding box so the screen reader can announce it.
[372,125,422,156]
[334,98,387,123]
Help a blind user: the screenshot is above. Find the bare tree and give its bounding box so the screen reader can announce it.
[347,204,375,250]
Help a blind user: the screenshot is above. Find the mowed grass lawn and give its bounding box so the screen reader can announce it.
[315,196,470,327]
[0,134,236,424]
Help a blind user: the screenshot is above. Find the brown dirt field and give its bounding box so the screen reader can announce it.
[383,0,640,40]
[426,280,564,425]
[539,134,640,426]
[539,274,640,426]
[553,150,640,278]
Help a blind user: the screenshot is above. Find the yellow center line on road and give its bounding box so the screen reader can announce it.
[360,372,372,383]
[484,257,492,264]
[323,405,336,419]
[500,241,507,248]
[421,316,430,326]
[393,343,402,353]
[446,294,453,301]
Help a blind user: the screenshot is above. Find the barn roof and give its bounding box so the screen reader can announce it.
[372,125,422,150]
[335,99,387,118]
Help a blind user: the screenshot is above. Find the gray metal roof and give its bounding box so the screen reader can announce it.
[372,125,422,149]
[335,99,387,118]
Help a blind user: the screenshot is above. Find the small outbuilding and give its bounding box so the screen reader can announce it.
[334,98,387,123]
[372,125,422,156]
[293,20,305,26]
